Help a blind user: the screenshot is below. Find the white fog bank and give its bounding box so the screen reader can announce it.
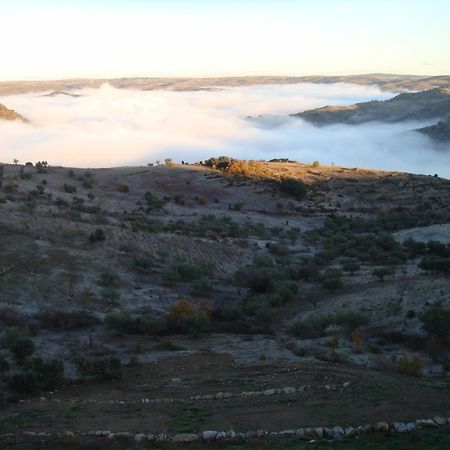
[0,83,449,177]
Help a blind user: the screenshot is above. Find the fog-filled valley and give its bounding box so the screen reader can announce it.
[1,82,449,177]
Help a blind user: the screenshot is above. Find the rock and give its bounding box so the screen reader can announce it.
[393,422,408,433]
[343,381,351,388]
[22,431,36,437]
[155,433,169,441]
[331,426,344,438]
[134,433,147,443]
[314,427,324,437]
[282,386,296,394]
[263,389,276,396]
[226,429,236,439]
[63,431,75,438]
[202,431,217,440]
[416,419,438,428]
[279,429,296,436]
[374,422,390,432]
[360,424,373,433]
[344,426,354,436]
[433,416,447,426]
[215,392,224,399]
[172,433,199,443]
[114,432,133,440]
[223,392,233,399]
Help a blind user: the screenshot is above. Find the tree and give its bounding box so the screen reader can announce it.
[372,267,391,281]
[9,337,35,364]
[420,303,450,340]
[341,259,360,275]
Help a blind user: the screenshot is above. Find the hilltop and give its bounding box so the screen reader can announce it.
[0,102,27,122]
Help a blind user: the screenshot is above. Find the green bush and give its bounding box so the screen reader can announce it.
[144,191,164,211]
[99,269,119,287]
[105,312,136,335]
[289,310,368,339]
[37,310,99,330]
[235,266,273,293]
[163,259,214,283]
[0,355,9,373]
[9,358,64,394]
[89,228,105,243]
[4,328,35,365]
[289,315,332,339]
[62,183,77,193]
[372,267,392,281]
[133,255,153,270]
[74,356,122,380]
[276,177,307,200]
[341,258,360,274]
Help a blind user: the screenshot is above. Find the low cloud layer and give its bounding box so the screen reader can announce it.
[0,83,449,177]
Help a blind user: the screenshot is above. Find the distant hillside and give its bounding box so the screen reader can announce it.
[0,74,449,95]
[417,118,450,142]
[293,87,450,126]
[40,91,82,98]
[0,102,27,122]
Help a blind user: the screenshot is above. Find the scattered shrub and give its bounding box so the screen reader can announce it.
[62,183,77,193]
[4,328,34,365]
[89,228,106,243]
[99,269,119,287]
[133,255,153,270]
[9,358,64,394]
[397,352,423,376]
[420,303,450,340]
[116,183,129,193]
[276,178,307,200]
[74,356,122,380]
[37,310,99,330]
[372,267,392,281]
[351,329,364,353]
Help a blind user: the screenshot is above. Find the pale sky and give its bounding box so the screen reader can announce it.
[0,0,449,80]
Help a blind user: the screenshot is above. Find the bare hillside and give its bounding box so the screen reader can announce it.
[0,160,450,443]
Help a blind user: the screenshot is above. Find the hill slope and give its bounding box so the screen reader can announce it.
[0,102,27,122]
[293,87,450,126]
[417,118,450,142]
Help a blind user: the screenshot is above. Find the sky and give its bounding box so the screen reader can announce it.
[0,0,449,80]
